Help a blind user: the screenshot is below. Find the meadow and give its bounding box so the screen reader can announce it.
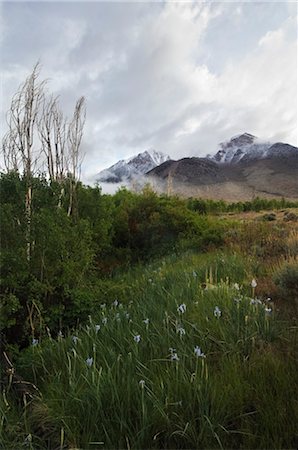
[1,174,298,449]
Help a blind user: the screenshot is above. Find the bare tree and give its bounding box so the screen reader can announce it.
[2,129,20,172]
[38,95,68,182]
[7,62,46,177]
[2,63,87,246]
[4,62,46,261]
[67,96,86,216]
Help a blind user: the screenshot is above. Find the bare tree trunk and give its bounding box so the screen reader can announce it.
[4,62,46,261]
[67,96,86,217]
[38,95,68,184]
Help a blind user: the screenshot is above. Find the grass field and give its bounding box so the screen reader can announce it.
[1,212,298,449]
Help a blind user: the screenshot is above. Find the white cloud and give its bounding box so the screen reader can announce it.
[1,1,297,182]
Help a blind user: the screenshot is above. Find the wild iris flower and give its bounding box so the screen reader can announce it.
[86,357,93,367]
[194,346,206,358]
[177,326,186,336]
[170,352,179,361]
[177,303,186,314]
[214,306,221,318]
[251,279,257,288]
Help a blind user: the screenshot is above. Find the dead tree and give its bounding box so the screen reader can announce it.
[38,95,68,183]
[4,62,46,261]
[2,128,20,172]
[2,63,87,225]
[67,96,86,217]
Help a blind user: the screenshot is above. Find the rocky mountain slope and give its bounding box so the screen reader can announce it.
[207,132,298,164]
[147,133,298,201]
[96,149,170,183]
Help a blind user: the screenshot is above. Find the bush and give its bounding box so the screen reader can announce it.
[274,263,298,312]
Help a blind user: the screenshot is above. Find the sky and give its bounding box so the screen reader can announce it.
[1,0,297,183]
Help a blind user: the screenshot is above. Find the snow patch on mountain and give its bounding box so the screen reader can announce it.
[96,149,171,183]
[209,133,273,164]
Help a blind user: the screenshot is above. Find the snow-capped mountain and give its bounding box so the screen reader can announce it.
[209,133,273,164]
[147,133,298,201]
[96,149,171,183]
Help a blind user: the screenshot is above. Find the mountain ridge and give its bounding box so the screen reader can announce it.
[96,149,170,183]
[95,133,298,200]
[146,133,298,200]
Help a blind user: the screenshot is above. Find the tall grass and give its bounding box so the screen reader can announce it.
[4,252,296,449]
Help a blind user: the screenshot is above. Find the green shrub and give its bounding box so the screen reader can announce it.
[274,263,298,311]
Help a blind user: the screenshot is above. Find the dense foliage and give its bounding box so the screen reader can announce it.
[0,173,224,346]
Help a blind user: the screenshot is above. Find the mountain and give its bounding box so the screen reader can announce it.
[208,133,298,164]
[209,133,271,164]
[147,134,298,201]
[96,149,170,183]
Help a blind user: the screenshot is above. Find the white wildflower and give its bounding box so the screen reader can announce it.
[113,299,119,307]
[72,335,79,344]
[176,326,186,336]
[100,303,106,310]
[95,324,101,333]
[134,334,141,343]
[194,346,206,358]
[32,338,38,346]
[58,330,63,338]
[86,357,93,367]
[250,298,262,305]
[214,306,221,318]
[139,379,145,388]
[24,434,32,446]
[177,303,186,314]
[102,317,108,325]
[265,306,272,315]
[251,279,257,288]
[143,318,149,325]
[234,283,240,291]
[170,352,179,362]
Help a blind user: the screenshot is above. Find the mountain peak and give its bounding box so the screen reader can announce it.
[210,132,270,164]
[220,132,257,149]
[96,149,171,183]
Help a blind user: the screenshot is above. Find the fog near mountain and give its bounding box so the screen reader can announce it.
[146,134,298,201]
[95,132,297,199]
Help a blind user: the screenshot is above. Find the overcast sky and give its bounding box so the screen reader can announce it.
[1,0,297,182]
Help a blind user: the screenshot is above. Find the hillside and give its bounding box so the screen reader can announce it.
[147,134,298,200]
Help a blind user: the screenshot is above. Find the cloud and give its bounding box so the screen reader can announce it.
[1,1,296,183]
